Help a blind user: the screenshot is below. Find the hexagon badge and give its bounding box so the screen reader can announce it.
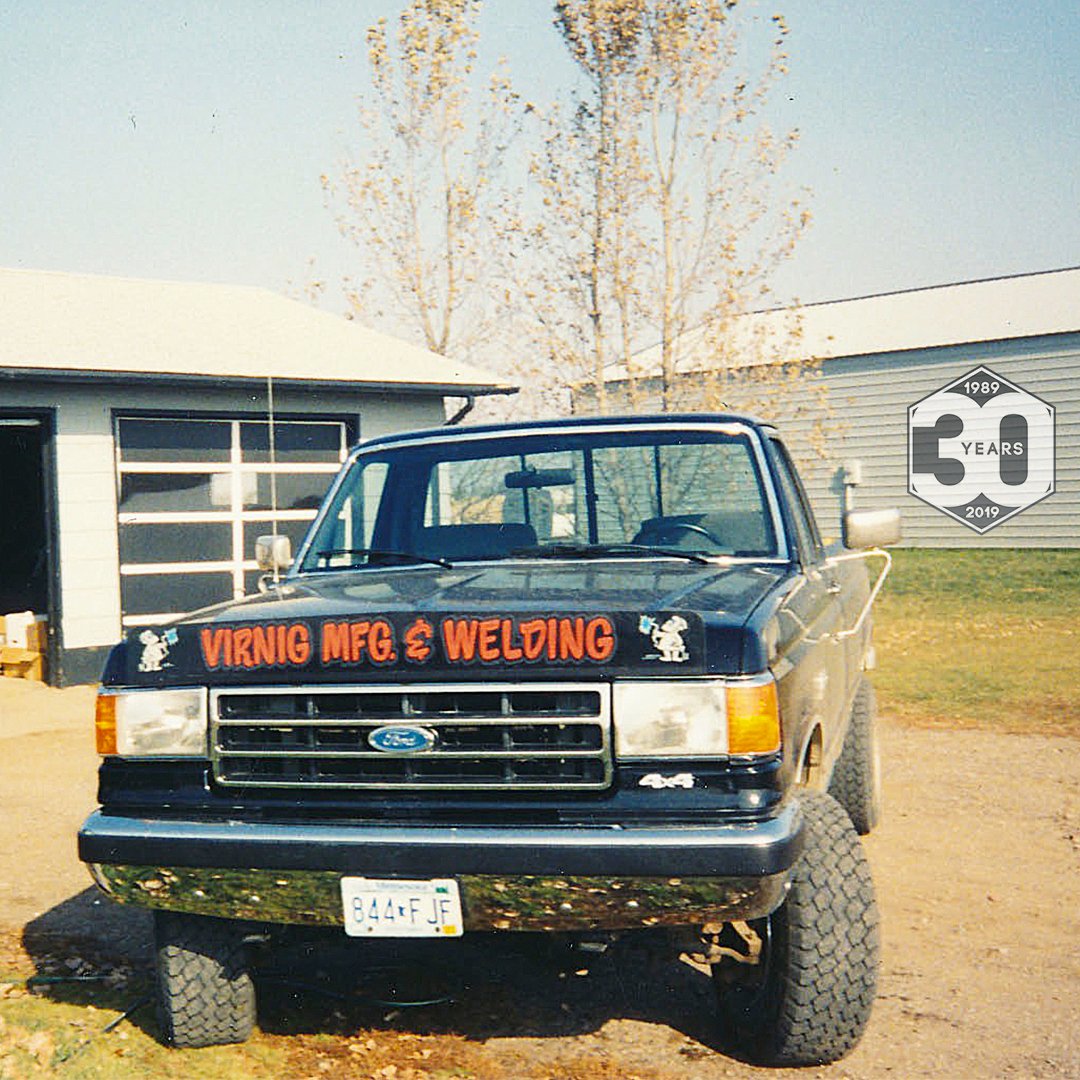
[908,365,1055,534]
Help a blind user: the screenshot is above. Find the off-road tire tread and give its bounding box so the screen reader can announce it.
[716,792,880,1066]
[155,912,256,1048]
[768,793,879,1064]
[828,677,881,834]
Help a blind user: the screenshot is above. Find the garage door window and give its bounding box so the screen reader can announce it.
[116,416,349,626]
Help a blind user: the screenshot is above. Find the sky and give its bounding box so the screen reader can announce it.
[2,0,1077,320]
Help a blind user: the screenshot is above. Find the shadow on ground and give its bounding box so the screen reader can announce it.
[254,927,729,1050]
[21,888,152,969]
[17,897,734,1053]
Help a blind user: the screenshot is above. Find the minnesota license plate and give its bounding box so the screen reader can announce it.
[340,877,463,937]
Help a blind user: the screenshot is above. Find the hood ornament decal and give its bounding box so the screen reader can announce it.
[638,614,690,663]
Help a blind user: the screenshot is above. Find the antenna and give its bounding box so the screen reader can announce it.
[267,375,280,586]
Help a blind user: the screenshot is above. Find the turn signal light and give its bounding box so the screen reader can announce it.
[94,693,118,756]
[726,680,781,755]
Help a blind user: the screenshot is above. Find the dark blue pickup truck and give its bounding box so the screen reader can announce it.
[79,413,900,1064]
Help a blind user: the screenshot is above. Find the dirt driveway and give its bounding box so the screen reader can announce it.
[1,678,1078,1078]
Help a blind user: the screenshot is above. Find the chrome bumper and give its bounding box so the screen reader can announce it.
[88,863,789,931]
[80,806,802,931]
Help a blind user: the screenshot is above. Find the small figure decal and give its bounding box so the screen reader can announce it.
[639,614,690,663]
[138,628,177,672]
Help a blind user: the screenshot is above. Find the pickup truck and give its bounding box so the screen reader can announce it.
[79,412,900,1065]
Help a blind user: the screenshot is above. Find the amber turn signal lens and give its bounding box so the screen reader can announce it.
[94,694,118,756]
[726,680,781,755]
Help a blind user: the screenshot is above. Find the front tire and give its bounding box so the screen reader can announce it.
[828,677,882,835]
[713,792,879,1065]
[154,912,257,1048]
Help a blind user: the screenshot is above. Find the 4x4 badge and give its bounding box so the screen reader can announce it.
[639,772,696,790]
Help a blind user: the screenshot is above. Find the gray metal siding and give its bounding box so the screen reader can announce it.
[778,333,1080,548]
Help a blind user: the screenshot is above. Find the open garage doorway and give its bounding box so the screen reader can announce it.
[0,413,55,647]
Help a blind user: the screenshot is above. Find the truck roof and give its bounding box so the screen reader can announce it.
[359,411,772,452]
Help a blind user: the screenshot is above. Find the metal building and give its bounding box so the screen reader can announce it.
[601,268,1079,548]
[0,268,513,685]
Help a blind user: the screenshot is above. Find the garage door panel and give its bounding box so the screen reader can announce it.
[115,414,350,624]
[121,570,234,619]
[119,472,220,513]
[119,522,232,565]
[247,472,335,512]
[240,420,345,463]
[117,418,231,462]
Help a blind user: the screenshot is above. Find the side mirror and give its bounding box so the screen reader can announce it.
[842,508,901,549]
[255,534,292,572]
[842,459,864,487]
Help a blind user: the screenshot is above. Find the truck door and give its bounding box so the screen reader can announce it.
[765,438,849,766]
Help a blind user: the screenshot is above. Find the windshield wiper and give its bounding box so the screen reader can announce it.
[511,543,711,565]
[313,548,453,570]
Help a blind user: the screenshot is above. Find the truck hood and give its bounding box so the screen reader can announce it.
[111,559,792,686]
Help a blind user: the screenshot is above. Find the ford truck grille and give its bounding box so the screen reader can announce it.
[209,683,612,791]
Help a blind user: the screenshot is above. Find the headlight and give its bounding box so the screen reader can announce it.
[95,688,208,757]
[613,676,779,758]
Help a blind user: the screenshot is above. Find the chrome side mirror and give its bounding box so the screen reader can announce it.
[842,508,901,549]
[255,534,292,572]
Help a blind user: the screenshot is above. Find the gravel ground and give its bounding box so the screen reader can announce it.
[1,678,1078,1078]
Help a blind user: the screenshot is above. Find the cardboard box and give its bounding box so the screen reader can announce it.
[1,646,44,681]
[0,613,47,682]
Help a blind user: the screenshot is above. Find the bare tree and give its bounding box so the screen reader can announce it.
[516,1,816,420]
[322,0,518,363]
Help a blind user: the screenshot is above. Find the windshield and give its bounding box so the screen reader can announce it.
[298,427,780,572]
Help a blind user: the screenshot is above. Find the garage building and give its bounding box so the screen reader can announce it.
[0,268,513,685]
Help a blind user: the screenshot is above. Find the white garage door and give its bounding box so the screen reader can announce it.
[116,415,350,627]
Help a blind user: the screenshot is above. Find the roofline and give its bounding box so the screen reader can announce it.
[0,367,518,396]
[792,264,1080,312]
[624,264,1080,362]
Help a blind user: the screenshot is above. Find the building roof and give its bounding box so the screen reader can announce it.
[0,267,515,396]
[617,267,1080,379]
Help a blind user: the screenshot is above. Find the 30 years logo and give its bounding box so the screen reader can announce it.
[908,365,1055,534]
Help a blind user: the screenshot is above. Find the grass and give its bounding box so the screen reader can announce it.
[0,966,485,1080]
[0,935,508,1080]
[872,549,1080,737]
[0,961,285,1080]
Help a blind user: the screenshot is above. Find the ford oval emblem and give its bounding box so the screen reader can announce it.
[367,725,437,754]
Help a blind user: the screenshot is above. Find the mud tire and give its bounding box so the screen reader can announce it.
[154,911,256,1048]
[828,677,882,835]
[713,792,879,1065]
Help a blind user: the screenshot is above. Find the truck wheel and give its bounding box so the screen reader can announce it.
[712,792,879,1066]
[154,911,256,1048]
[828,677,882,835]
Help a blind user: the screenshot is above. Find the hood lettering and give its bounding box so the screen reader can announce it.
[321,619,397,665]
[440,615,615,665]
[192,614,619,672]
[200,623,312,670]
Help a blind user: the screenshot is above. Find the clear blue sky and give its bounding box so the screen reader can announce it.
[2,1,1077,313]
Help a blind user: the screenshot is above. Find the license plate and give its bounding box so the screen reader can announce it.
[340,877,463,938]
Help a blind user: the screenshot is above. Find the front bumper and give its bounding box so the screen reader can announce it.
[80,806,802,931]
